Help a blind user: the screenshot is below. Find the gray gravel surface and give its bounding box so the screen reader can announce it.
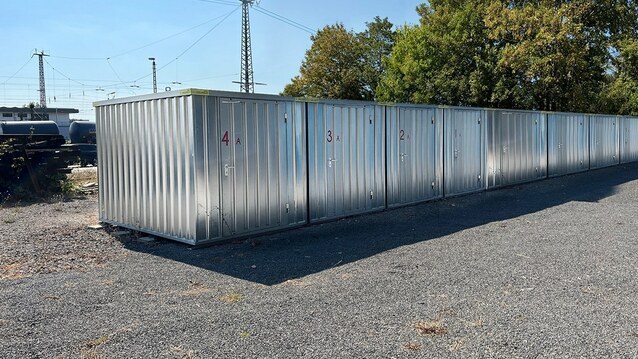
[1,164,638,358]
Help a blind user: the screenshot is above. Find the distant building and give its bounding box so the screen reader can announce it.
[0,106,79,139]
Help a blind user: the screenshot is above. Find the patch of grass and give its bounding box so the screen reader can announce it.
[2,217,15,224]
[466,318,484,328]
[169,345,197,358]
[403,341,422,351]
[415,320,447,336]
[239,331,251,338]
[85,335,109,348]
[0,262,28,280]
[449,338,466,352]
[180,286,212,296]
[220,291,242,304]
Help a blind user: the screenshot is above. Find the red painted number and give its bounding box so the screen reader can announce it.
[327,130,333,143]
[221,131,230,146]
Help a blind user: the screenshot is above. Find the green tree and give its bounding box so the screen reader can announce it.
[485,1,608,112]
[283,18,395,101]
[377,1,496,107]
[600,39,638,115]
[358,16,396,100]
[282,23,365,100]
[379,0,638,113]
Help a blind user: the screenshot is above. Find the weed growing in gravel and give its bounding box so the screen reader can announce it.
[85,335,109,348]
[2,217,15,224]
[415,320,447,336]
[466,318,484,328]
[403,342,422,351]
[220,291,242,303]
[81,335,109,359]
[239,331,251,338]
[169,345,197,358]
[449,338,466,352]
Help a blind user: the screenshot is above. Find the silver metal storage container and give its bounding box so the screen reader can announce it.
[307,100,386,222]
[589,115,619,169]
[95,89,307,245]
[547,113,589,177]
[487,110,547,188]
[620,117,638,164]
[443,107,486,196]
[386,104,443,207]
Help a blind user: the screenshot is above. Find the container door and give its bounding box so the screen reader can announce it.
[387,106,440,206]
[444,108,485,196]
[218,98,300,237]
[498,112,545,186]
[308,103,385,222]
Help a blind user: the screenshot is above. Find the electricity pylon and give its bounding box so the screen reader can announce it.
[33,50,49,107]
[240,0,254,93]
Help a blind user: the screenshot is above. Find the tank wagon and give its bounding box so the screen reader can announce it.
[94,89,638,245]
[66,121,97,166]
[0,121,60,135]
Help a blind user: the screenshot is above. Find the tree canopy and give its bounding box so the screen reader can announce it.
[284,1,638,115]
[282,17,395,101]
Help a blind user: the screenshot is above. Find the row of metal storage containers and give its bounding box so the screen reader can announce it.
[95,89,638,245]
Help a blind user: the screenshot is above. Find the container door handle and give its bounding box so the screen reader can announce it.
[401,153,408,162]
[224,164,235,176]
[328,157,338,168]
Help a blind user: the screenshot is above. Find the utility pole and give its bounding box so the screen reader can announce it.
[33,50,49,107]
[149,57,157,93]
[240,0,254,93]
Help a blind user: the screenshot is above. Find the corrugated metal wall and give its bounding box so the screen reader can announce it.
[95,90,638,245]
[213,97,307,239]
[620,117,638,164]
[547,113,590,177]
[487,110,547,188]
[96,95,200,243]
[443,108,486,196]
[386,105,442,207]
[307,101,386,222]
[589,115,620,169]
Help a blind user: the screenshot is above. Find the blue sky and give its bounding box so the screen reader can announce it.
[0,0,423,119]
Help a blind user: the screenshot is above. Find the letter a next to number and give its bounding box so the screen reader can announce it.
[221,131,229,146]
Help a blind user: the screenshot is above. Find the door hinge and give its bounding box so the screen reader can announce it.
[284,112,288,123]
[285,203,290,213]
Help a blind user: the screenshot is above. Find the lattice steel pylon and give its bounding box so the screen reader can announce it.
[33,50,49,108]
[240,0,255,93]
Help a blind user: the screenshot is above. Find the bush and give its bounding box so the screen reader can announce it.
[0,137,77,203]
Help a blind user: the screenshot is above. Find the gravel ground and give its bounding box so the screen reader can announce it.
[1,163,638,358]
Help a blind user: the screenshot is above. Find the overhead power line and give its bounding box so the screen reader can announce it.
[131,5,240,83]
[197,0,238,6]
[253,5,315,34]
[47,13,234,62]
[1,55,34,86]
[198,0,315,34]
[43,58,87,87]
